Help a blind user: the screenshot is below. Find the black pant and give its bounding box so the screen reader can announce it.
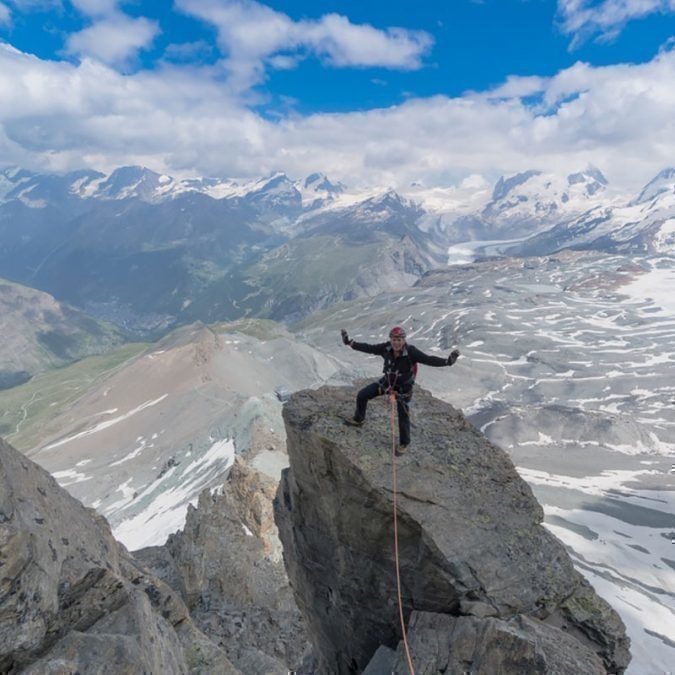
[354,380,413,446]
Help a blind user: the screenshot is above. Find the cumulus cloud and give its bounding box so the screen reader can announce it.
[4,0,160,68]
[176,0,432,92]
[65,14,160,67]
[558,0,675,47]
[296,14,432,68]
[0,2,11,25]
[484,75,549,100]
[1,41,675,195]
[70,0,120,18]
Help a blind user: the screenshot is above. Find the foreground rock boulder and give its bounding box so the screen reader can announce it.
[274,384,630,674]
[0,437,238,674]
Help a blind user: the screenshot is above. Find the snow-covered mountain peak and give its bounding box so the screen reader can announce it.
[336,189,416,225]
[365,188,409,209]
[240,172,302,217]
[491,170,542,202]
[491,168,608,206]
[251,172,293,192]
[0,166,33,182]
[567,167,608,196]
[92,165,171,202]
[0,167,30,201]
[481,168,613,238]
[304,172,323,187]
[67,169,106,197]
[302,172,345,193]
[291,172,345,209]
[0,167,105,207]
[632,168,675,206]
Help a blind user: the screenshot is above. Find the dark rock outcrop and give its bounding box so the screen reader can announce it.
[274,384,630,674]
[0,436,238,674]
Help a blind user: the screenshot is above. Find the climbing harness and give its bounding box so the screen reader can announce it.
[381,367,415,432]
[388,386,416,675]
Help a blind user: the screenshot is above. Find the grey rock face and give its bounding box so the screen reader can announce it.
[135,457,310,673]
[388,611,606,674]
[274,384,630,674]
[0,437,238,674]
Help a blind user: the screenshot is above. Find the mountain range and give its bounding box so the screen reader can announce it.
[1,164,674,338]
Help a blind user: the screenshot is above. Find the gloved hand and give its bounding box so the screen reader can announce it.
[341,329,351,346]
[447,349,460,366]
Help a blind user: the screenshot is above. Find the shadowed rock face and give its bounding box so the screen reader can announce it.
[382,612,607,674]
[274,384,630,675]
[0,437,238,674]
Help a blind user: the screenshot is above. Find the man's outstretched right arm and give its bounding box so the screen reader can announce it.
[340,329,386,355]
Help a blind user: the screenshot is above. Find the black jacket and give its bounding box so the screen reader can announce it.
[350,340,448,388]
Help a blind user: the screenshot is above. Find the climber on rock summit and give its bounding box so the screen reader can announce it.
[341,326,460,456]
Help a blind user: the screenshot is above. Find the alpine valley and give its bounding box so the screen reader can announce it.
[0,164,674,674]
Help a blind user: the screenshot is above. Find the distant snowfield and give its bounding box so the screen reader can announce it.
[620,260,675,317]
[519,466,675,675]
[112,438,235,551]
[43,395,168,450]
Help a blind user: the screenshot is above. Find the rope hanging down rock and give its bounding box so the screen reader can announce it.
[388,390,416,675]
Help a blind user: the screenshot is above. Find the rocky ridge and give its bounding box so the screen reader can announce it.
[1,434,311,674]
[275,384,631,674]
[0,436,238,673]
[136,456,310,673]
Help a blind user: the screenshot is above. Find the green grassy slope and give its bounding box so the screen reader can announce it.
[0,343,147,452]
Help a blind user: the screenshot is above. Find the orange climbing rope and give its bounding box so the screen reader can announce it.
[388,390,416,675]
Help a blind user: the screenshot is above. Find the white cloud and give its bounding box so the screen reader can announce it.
[7,0,117,14]
[1,41,675,196]
[65,13,160,67]
[163,40,214,63]
[460,174,490,190]
[70,0,119,18]
[486,75,549,100]
[0,2,11,25]
[558,0,675,47]
[176,0,432,92]
[296,13,432,69]
[6,0,157,67]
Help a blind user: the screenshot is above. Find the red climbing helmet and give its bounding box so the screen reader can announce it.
[389,326,406,339]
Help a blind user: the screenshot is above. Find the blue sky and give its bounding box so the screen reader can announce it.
[1,0,674,192]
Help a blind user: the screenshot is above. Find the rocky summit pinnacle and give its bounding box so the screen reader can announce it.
[274,384,631,675]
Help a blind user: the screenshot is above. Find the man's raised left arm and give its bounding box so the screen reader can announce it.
[409,345,460,367]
